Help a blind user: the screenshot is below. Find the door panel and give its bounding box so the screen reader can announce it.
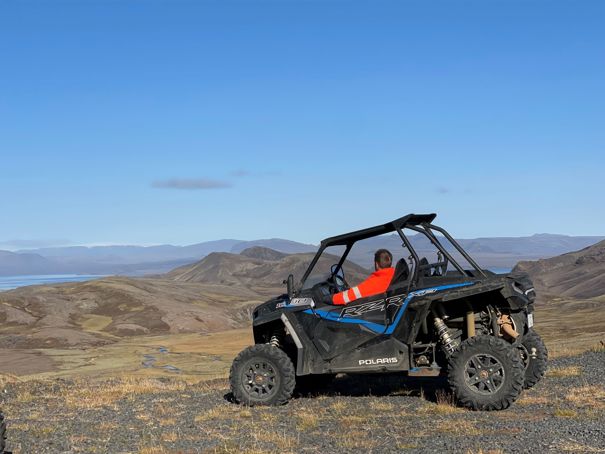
[300,291,408,360]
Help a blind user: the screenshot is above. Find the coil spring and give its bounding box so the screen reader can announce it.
[434,317,458,354]
[269,332,282,349]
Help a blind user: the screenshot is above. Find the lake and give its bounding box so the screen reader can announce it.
[0,268,512,292]
[0,274,106,291]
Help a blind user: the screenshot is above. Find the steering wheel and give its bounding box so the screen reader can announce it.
[326,274,348,293]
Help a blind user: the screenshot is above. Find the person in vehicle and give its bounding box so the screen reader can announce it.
[333,249,395,305]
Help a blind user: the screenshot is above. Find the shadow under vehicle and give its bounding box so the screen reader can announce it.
[230,213,548,410]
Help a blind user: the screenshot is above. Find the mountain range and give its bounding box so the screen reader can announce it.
[514,239,605,300]
[0,240,604,356]
[0,234,603,277]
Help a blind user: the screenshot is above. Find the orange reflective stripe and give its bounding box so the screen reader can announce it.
[332,267,395,305]
[343,290,351,303]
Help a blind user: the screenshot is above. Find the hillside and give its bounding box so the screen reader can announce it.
[166,247,370,288]
[514,239,605,299]
[0,276,269,349]
[0,247,368,352]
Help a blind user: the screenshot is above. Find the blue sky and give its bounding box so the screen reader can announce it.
[1,0,604,248]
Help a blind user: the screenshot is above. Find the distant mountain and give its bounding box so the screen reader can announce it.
[19,240,242,265]
[167,248,370,288]
[514,240,605,300]
[2,234,603,278]
[239,247,288,261]
[2,238,315,277]
[340,233,605,269]
[0,250,62,276]
[230,239,316,254]
[459,234,605,256]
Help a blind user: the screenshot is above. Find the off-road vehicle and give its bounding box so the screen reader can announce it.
[230,214,548,410]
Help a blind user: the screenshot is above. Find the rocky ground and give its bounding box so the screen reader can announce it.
[1,349,604,453]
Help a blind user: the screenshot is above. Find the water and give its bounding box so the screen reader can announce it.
[0,274,106,291]
[487,267,513,274]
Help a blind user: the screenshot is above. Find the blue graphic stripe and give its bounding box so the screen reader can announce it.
[303,282,475,334]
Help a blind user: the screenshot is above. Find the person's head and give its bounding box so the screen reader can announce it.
[374,249,393,271]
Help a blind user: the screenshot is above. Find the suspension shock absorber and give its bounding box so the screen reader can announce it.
[268,331,282,349]
[434,317,459,354]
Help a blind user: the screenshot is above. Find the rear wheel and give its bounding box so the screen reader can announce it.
[230,344,295,406]
[520,329,548,389]
[447,335,524,411]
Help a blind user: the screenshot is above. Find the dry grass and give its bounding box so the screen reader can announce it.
[139,447,169,454]
[369,400,394,411]
[257,409,278,423]
[238,409,253,418]
[13,388,36,403]
[97,421,119,431]
[337,430,380,450]
[566,385,605,409]
[60,377,187,410]
[69,434,92,444]
[557,440,605,452]
[547,366,582,378]
[195,406,231,422]
[589,340,605,353]
[418,393,463,415]
[247,427,299,450]
[296,412,319,431]
[553,408,578,418]
[339,415,372,429]
[161,432,179,442]
[0,373,25,388]
[328,400,347,412]
[435,419,481,436]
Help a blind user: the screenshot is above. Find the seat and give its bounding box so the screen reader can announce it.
[418,257,432,277]
[390,258,409,285]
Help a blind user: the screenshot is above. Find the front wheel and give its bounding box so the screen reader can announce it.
[520,329,548,389]
[229,344,295,406]
[447,335,525,411]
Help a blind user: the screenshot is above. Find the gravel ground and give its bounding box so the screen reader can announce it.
[2,350,604,453]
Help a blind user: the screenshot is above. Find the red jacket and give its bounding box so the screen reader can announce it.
[332,267,395,305]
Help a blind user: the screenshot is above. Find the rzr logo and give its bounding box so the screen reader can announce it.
[359,357,398,365]
[340,296,404,318]
[411,288,438,297]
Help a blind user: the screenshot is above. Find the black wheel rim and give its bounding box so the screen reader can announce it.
[242,358,279,399]
[464,354,506,395]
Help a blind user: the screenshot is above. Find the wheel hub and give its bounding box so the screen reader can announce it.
[242,359,278,398]
[464,353,506,395]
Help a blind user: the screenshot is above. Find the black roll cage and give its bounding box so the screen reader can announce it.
[297,213,486,293]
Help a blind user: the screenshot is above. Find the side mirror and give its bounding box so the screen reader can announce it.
[284,274,294,298]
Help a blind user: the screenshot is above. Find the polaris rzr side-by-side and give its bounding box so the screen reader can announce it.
[230,214,548,410]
